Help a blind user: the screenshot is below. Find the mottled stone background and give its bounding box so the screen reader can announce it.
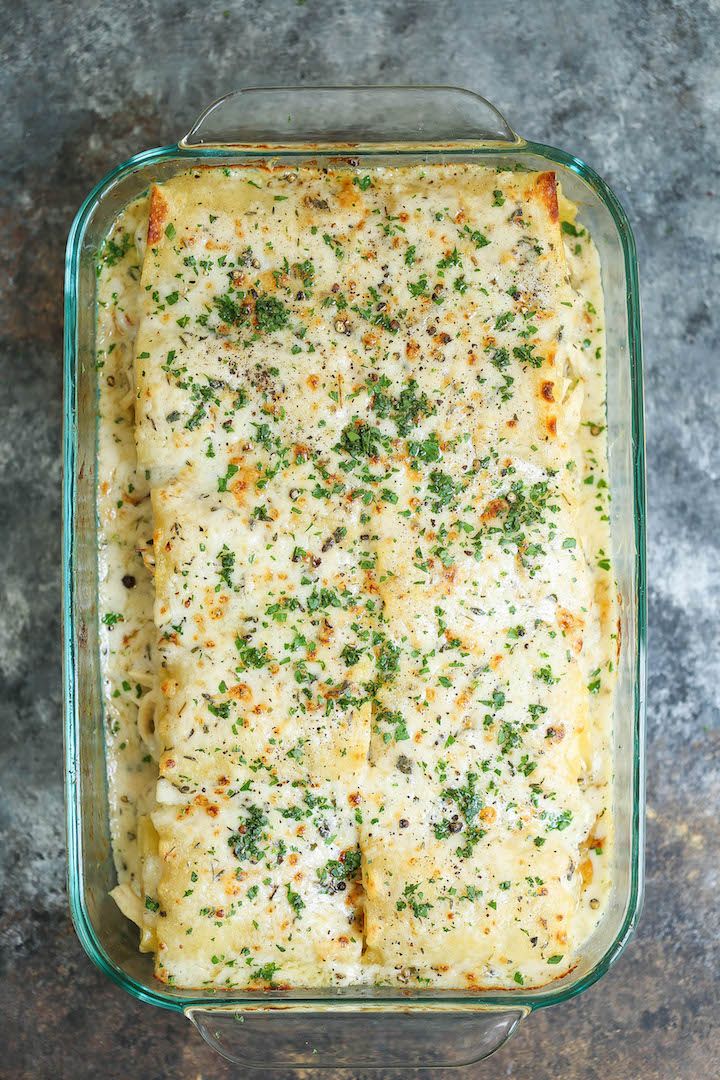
[1,0,718,1077]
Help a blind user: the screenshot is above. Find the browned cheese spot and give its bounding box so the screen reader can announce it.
[147,186,169,244]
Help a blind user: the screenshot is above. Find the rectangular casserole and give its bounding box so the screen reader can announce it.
[63,85,645,1070]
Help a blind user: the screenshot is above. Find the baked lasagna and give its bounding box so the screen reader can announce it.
[96,162,617,990]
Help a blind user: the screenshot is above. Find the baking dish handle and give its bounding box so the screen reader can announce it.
[186,1003,528,1069]
[180,85,521,148]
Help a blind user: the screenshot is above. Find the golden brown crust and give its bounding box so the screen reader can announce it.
[533,171,559,223]
[147,186,169,245]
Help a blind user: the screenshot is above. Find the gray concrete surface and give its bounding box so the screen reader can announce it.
[0,0,718,1077]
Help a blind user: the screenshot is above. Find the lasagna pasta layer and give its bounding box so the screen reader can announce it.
[97,162,616,991]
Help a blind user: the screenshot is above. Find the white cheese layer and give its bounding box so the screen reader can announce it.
[97,164,616,991]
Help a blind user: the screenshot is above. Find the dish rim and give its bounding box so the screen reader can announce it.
[63,119,646,1015]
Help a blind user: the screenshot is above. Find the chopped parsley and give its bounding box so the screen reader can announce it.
[318,849,362,890]
[254,294,289,332]
[228,806,267,863]
[396,882,433,919]
[286,883,305,918]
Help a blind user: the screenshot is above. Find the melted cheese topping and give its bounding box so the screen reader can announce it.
[97,164,616,991]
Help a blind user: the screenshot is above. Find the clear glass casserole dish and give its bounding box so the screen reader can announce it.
[63,85,646,1070]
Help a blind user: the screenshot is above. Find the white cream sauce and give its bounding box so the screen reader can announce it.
[96,195,157,892]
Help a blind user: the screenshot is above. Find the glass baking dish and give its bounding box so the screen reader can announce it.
[63,86,646,1070]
